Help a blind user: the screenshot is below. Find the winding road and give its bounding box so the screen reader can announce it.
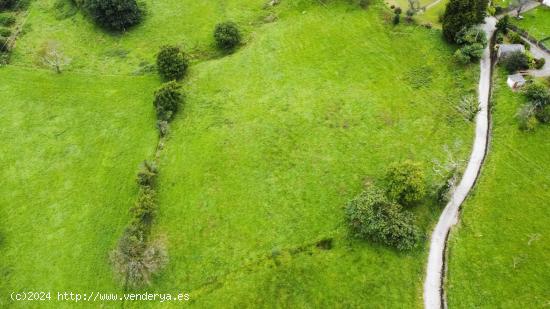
[423,16,497,309]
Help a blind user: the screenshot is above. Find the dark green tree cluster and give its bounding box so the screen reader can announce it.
[442,0,488,42]
[345,160,427,250]
[0,0,17,10]
[85,0,142,31]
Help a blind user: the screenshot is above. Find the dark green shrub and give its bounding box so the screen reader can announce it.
[86,0,142,31]
[442,0,482,42]
[153,81,183,122]
[455,26,487,46]
[156,45,188,81]
[534,58,546,70]
[496,15,509,34]
[384,160,426,206]
[0,0,17,10]
[502,51,529,73]
[507,31,523,44]
[393,13,400,25]
[136,160,158,187]
[214,22,241,51]
[345,186,420,251]
[394,7,402,14]
[535,105,550,124]
[0,27,11,37]
[453,48,471,64]
[461,43,484,60]
[0,13,16,27]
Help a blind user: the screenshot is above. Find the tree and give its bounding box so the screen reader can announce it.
[523,82,550,109]
[214,22,241,51]
[501,50,529,73]
[496,15,510,34]
[38,41,71,73]
[0,0,17,10]
[345,186,420,251]
[442,0,482,42]
[86,0,142,31]
[156,45,188,81]
[153,81,183,122]
[384,160,426,206]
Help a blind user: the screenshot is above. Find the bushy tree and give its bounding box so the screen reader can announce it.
[502,50,529,73]
[523,82,550,109]
[153,81,183,122]
[86,0,142,31]
[0,0,17,10]
[496,15,509,34]
[442,0,484,42]
[131,186,157,226]
[136,160,158,187]
[214,22,241,51]
[156,45,188,81]
[345,186,420,251]
[384,160,426,206]
[455,26,487,46]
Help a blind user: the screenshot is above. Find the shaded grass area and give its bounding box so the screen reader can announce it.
[447,71,550,307]
[0,66,159,308]
[512,6,550,41]
[11,0,267,74]
[146,3,478,307]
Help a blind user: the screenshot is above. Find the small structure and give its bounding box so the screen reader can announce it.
[497,44,526,59]
[507,73,526,90]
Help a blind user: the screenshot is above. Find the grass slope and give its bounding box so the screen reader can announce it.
[0,66,158,308]
[512,6,550,41]
[11,0,266,74]
[148,3,478,307]
[447,71,550,307]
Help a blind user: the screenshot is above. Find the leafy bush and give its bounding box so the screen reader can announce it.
[85,0,142,31]
[455,26,487,46]
[0,0,17,10]
[0,27,11,37]
[131,186,157,226]
[392,13,400,25]
[507,31,523,45]
[156,45,188,81]
[453,48,471,64]
[442,0,483,42]
[502,51,529,73]
[384,160,426,206]
[110,228,168,288]
[496,15,509,34]
[523,82,550,109]
[0,13,16,26]
[153,81,183,122]
[136,160,158,187]
[345,186,420,251]
[534,58,545,70]
[214,22,241,51]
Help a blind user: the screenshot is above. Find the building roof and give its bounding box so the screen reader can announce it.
[507,73,526,83]
[499,44,525,55]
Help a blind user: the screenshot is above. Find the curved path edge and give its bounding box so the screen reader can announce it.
[423,17,497,309]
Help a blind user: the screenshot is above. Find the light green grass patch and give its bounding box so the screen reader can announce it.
[0,66,159,308]
[447,71,550,308]
[512,6,550,41]
[148,3,478,307]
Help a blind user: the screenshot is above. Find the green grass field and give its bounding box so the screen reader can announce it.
[447,71,550,307]
[1,0,483,307]
[512,6,550,41]
[0,67,159,307]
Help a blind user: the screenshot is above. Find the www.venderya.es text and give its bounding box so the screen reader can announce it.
[10,291,190,303]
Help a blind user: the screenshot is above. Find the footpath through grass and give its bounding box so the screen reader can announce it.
[149,2,478,307]
[0,67,159,308]
[447,71,550,307]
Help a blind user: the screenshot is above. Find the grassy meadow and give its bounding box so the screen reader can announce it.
[447,71,550,307]
[1,0,483,307]
[0,67,159,307]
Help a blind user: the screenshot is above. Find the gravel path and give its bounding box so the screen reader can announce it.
[423,16,497,309]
